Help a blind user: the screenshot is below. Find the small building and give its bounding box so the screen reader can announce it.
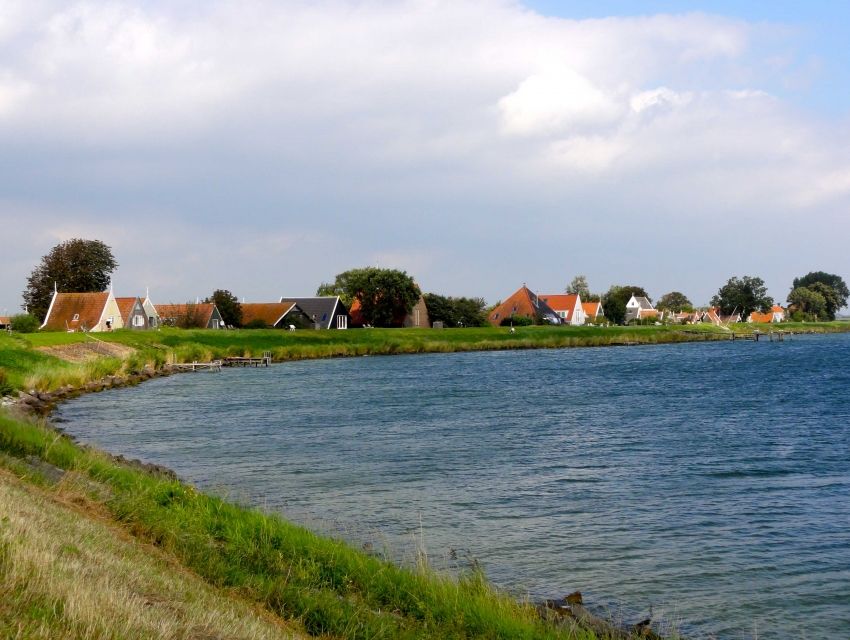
[488,285,560,326]
[279,296,350,329]
[115,297,149,330]
[241,302,312,328]
[155,303,224,329]
[582,301,604,322]
[404,294,430,328]
[41,290,123,332]
[539,293,586,325]
[141,291,160,328]
[748,305,785,323]
[624,295,658,323]
[0,316,10,330]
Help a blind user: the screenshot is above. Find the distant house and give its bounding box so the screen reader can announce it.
[279,296,350,329]
[624,295,658,323]
[748,305,785,323]
[488,285,560,326]
[141,292,160,328]
[155,303,223,329]
[41,290,123,332]
[348,294,429,328]
[539,293,586,325]
[404,294,430,328]
[0,316,10,330]
[115,297,149,330]
[241,302,312,328]
[582,301,604,322]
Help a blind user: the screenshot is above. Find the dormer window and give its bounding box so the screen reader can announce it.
[72,313,79,321]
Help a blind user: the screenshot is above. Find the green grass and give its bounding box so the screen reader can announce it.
[0,411,596,639]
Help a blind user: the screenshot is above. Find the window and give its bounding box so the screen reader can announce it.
[336,315,348,329]
[133,315,145,327]
[72,313,79,321]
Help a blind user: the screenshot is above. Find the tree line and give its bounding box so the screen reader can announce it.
[14,238,850,330]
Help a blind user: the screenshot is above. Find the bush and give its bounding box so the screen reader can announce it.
[0,368,13,396]
[243,318,271,329]
[499,315,533,327]
[10,314,39,333]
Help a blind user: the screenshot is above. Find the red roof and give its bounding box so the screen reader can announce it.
[488,285,556,326]
[114,297,141,324]
[241,302,296,327]
[539,294,580,320]
[749,311,774,323]
[155,303,217,327]
[42,292,110,331]
[582,301,602,318]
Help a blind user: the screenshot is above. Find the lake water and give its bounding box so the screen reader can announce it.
[57,335,850,638]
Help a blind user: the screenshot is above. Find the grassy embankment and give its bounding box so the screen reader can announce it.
[1,322,849,638]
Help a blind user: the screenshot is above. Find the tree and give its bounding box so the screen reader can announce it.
[790,272,848,320]
[10,313,40,333]
[787,286,826,320]
[602,285,651,325]
[206,289,242,327]
[423,293,487,327]
[656,291,693,312]
[317,267,420,327]
[23,239,118,321]
[565,275,590,298]
[710,276,772,317]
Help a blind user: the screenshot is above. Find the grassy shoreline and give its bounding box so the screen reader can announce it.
[2,323,850,638]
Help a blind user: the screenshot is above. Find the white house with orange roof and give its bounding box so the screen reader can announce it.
[41,287,123,332]
[538,293,586,325]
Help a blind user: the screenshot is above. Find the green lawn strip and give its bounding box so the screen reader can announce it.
[0,412,594,639]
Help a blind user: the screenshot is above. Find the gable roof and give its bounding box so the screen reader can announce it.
[630,296,654,310]
[582,301,603,317]
[0,316,10,327]
[488,285,559,325]
[539,293,581,321]
[749,311,775,323]
[114,297,143,324]
[41,292,110,331]
[155,303,218,327]
[241,302,298,327]
[280,297,346,329]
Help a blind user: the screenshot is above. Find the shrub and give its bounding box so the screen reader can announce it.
[243,318,271,329]
[0,368,13,396]
[10,314,40,333]
[499,315,533,327]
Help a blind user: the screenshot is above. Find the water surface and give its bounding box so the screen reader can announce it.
[59,335,850,638]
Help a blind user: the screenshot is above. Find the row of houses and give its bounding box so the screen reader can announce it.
[486,284,788,326]
[37,286,434,332]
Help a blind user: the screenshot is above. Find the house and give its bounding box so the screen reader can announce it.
[141,290,160,328]
[624,295,658,323]
[279,296,350,329]
[155,303,224,329]
[0,316,10,330]
[241,302,312,328]
[748,305,785,323]
[488,285,560,326]
[348,294,429,328]
[404,294,430,328]
[582,301,604,322]
[41,290,123,332]
[115,297,149,330]
[539,293,586,325]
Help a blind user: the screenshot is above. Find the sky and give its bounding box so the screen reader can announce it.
[2,0,849,316]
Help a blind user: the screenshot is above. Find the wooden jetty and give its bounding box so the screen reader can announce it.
[168,360,223,372]
[731,331,786,342]
[222,352,273,367]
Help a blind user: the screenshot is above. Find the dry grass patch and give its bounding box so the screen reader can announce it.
[0,470,307,640]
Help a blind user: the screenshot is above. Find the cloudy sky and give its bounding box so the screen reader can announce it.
[2,0,849,314]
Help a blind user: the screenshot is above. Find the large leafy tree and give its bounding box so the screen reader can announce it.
[317,267,420,327]
[787,286,827,320]
[205,289,242,327]
[565,275,590,298]
[711,276,772,317]
[23,238,118,321]
[423,293,487,327]
[602,285,651,325]
[656,291,693,312]
[790,271,848,320]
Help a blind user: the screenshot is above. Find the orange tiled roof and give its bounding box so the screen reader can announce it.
[771,305,785,313]
[42,292,109,331]
[114,297,140,324]
[0,316,10,325]
[749,311,774,323]
[241,302,296,327]
[582,301,602,317]
[488,286,556,325]
[539,294,580,320]
[155,303,216,326]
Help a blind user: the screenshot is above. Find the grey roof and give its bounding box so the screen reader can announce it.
[632,296,654,310]
[279,296,348,329]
